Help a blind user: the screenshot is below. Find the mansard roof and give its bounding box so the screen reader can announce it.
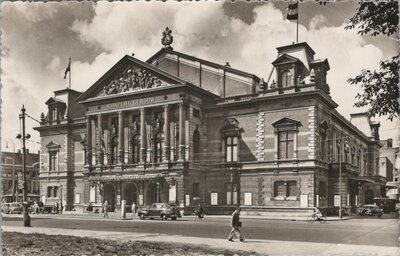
[146,47,260,82]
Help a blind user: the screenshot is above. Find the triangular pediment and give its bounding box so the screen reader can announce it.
[45,97,65,105]
[78,55,188,102]
[272,54,301,66]
[272,117,300,128]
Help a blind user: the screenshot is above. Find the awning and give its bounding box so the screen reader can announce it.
[348,177,374,183]
[88,173,168,182]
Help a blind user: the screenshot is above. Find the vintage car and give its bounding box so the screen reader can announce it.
[358,204,383,216]
[1,203,11,214]
[8,202,23,214]
[137,203,181,220]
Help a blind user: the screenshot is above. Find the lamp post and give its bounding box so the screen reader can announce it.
[5,139,16,202]
[17,105,31,227]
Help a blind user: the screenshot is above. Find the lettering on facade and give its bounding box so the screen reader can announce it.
[106,97,155,110]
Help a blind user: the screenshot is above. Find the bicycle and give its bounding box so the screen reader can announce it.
[307,213,327,224]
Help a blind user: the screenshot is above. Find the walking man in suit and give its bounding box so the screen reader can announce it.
[228,206,245,242]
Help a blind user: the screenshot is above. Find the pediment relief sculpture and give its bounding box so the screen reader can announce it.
[103,66,166,96]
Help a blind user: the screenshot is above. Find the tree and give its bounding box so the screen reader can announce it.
[344,1,399,120]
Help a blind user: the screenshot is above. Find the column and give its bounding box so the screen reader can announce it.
[86,116,92,166]
[118,111,124,165]
[97,114,104,165]
[163,105,170,162]
[178,103,185,161]
[140,108,146,163]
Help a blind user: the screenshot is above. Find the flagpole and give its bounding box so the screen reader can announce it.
[296,0,299,43]
[69,57,71,89]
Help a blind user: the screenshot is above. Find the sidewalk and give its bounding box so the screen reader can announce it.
[14,211,351,222]
[3,225,398,256]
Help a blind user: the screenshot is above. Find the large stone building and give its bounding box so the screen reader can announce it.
[35,29,385,215]
[1,150,40,202]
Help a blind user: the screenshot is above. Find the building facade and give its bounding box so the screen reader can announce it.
[35,29,385,214]
[1,150,40,202]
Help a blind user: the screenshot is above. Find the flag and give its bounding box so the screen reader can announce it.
[64,58,71,79]
[286,3,298,20]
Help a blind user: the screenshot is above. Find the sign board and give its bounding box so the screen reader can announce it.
[334,195,341,207]
[211,192,218,205]
[300,194,308,207]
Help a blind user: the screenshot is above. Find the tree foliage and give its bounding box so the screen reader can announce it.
[348,54,399,120]
[344,0,399,120]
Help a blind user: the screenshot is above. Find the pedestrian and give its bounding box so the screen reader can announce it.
[228,206,245,242]
[131,202,137,219]
[87,203,93,214]
[102,201,109,218]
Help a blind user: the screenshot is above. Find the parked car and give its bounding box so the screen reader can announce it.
[358,204,383,216]
[1,203,11,214]
[138,203,181,220]
[8,202,23,214]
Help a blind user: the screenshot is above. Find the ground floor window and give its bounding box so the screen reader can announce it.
[274,181,298,200]
[226,183,238,205]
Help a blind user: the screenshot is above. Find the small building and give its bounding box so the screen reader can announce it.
[34,28,386,215]
[1,150,40,202]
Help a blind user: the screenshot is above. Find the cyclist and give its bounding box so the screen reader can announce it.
[313,207,323,220]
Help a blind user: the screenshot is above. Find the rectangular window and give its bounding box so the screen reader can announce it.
[49,151,57,171]
[274,181,286,197]
[89,186,96,203]
[278,131,294,159]
[193,108,200,118]
[225,137,238,162]
[244,192,252,206]
[211,192,218,205]
[47,187,52,197]
[287,181,298,197]
[53,186,58,198]
[192,183,200,198]
[75,194,81,204]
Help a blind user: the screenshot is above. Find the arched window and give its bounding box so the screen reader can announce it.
[193,129,200,162]
[131,135,140,164]
[154,132,163,163]
[281,70,293,88]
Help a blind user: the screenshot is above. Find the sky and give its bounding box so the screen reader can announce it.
[1,1,399,153]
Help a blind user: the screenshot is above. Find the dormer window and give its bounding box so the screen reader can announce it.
[281,70,293,88]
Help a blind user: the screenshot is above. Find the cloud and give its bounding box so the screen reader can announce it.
[2,2,399,149]
[46,56,61,72]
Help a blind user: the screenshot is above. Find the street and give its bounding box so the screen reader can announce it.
[2,214,398,247]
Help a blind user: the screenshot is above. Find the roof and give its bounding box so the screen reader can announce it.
[276,42,315,56]
[146,47,260,82]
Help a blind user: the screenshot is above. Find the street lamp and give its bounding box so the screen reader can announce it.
[5,139,16,202]
[17,105,31,227]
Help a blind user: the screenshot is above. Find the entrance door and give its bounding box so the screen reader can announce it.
[103,184,116,212]
[124,183,138,205]
[365,189,374,204]
[146,183,158,205]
